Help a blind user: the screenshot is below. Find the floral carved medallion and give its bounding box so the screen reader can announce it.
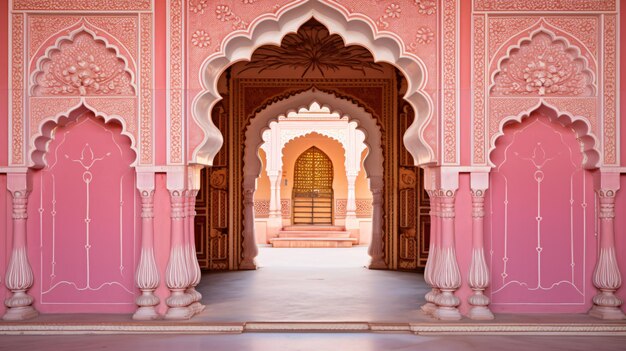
[492,32,594,97]
[33,31,135,96]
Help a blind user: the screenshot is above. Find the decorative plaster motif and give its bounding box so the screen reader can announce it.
[280,199,291,218]
[487,17,538,61]
[168,0,184,164]
[11,14,25,165]
[13,0,152,11]
[356,199,373,217]
[191,30,211,48]
[215,4,248,30]
[492,32,594,97]
[544,17,598,59]
[335,199,347,218]
[414,27,434,45]
[376,4,402,29]
[473,15,486,164]
[415,0,436,15]
[140,14,153,165]
[442,0,458,164]
[602,15,617,165]
[473,0,615,12]
[243,21,383,77]
[254,200,270,217]
[33,31,135,96]
[28,16,80,58]
[190,0,209,14]
[85,17,139,60]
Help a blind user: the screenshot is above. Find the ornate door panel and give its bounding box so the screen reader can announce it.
[195,101,229,270]
[398,102,430,270]
[292,147,334,225]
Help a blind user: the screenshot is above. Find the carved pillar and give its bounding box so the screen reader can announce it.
[421,190,439,315]
[267,171,283,237]
[589,187,625,319]
[433,189,462,320]
[368,176,386,269]
[133,172,160,320]
[3,172,38,321]
[185,165,204,314]
[240,176,258,270]
[164,169,193,319]
[468,188,494,320]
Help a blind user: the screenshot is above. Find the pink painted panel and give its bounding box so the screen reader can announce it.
[0,175,8,316]
[486,112,595,312]
[616,175,626,313]
[28,112,138,313]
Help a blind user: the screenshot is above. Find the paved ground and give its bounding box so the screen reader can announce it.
[2,333,626,351]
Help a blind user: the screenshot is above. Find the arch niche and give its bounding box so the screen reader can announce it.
[242,88,385,269]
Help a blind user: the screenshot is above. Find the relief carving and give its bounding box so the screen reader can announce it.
[492,31,594,97]
[32,30,135,97]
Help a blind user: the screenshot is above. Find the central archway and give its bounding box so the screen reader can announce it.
[241,88,385,269]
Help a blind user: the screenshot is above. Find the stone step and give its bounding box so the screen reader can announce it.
[282,225,346,232]
[269,237,357,248]
[277,231,350,238]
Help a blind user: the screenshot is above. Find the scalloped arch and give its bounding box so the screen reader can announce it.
[488,102,600,169]
[243,88,383,190]
[30,101,138,169]
[191,0,434,166]
[30,25,137,97]
[490,26,596,97]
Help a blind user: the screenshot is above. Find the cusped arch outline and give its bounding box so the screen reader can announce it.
[30,101,138,169]
[29,25,137,97]
[243,88,383,188]
[489,25,596,97]
[192,0,434,167]
[488,101,600,169]
[279,130,348,173]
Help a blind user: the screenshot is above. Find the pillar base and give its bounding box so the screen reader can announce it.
[434,307,462,321]
[2,306,38,321]
[468,306,495,320]
[368,258,387,270]
[189,302,206,315]
[420,302,437,315]
[239,259,257,270]
[164,306,194,320]
[132,307,161,320]
[589,305,626,320]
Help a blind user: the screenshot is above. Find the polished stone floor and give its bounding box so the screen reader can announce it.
[3,333,626,351]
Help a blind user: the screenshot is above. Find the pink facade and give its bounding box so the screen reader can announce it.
[0,0,625,321]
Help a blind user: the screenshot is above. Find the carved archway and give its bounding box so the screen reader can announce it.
[240,88,386,269]
[191,0,434,167]
[488,102,600,169]
[30,102,138,169]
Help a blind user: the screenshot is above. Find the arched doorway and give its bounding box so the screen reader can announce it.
[292,146,334,225]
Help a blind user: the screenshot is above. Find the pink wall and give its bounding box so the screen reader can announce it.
[617,0,626,314]
[28,112,138,313]
[154,0,167,166]
[486,112,595,313]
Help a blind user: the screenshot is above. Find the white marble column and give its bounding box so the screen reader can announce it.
[368,176,386,269]
[240,176,258,270]
[589,186,625,320]
[433,189,462,320]
[133,171,160,320]
[421,190,439,315]
[3,172,38,321]
[468,187,494,320]
[267,170,283,237]
[164,169,193,319]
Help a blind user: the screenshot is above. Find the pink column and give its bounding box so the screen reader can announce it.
[133,175,160,320]
[3,172,38,321]
[468,188,494,320]
[164,169,194,319]
[421,190,439,315]
[185,166,205,313]
[240,176,258,269]
[433,189,462,320]
[368,176,386,269]
[589,188,625,319]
